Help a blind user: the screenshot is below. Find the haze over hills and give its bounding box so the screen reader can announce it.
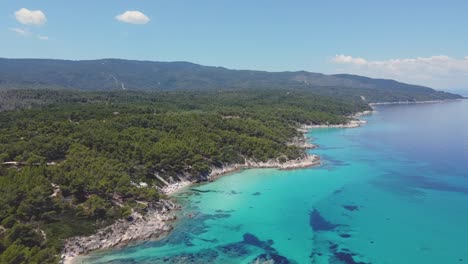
[0,58,462,103]
[449,89,468,97]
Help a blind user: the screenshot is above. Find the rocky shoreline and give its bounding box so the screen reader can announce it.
[61,200,178,264]
[60,116,368,263]
[209,154,321,180]
[161,153,321,195]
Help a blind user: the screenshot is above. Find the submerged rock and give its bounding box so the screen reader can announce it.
[342,205,359,211]
[309,209,339,231]
[333,251,368,264]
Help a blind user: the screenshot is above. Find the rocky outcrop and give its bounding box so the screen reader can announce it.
[161,181,192,195]
[352,110,373,118]
[61,200,178,264]
[288,136,317,149]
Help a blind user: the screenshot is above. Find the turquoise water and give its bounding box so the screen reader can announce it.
[82,100,468,264]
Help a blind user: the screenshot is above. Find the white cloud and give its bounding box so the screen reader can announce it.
[115,11,150,25]
[37,35,49,41]
[332,55,368,65]
[9,27,29,36]
[14,8,47,26]
[330,54,468,89]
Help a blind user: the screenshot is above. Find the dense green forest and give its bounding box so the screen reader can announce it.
[0,89,369,263]
[0,58,462,102]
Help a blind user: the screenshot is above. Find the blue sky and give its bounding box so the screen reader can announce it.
[1,0,468,90]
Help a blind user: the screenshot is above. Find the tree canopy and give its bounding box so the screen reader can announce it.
[0,89,369,263]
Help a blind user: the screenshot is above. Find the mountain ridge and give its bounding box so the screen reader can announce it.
[0,58,461,102]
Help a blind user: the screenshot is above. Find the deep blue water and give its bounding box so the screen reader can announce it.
[81,100,468,264]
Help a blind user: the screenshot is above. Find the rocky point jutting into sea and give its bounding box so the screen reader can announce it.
[61,200,178,263]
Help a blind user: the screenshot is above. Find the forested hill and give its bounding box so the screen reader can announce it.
[0,58,461,102]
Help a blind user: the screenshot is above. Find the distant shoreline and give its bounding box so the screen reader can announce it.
[369,98,464,106]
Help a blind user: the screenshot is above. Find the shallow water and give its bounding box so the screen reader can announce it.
[82,100,468,264]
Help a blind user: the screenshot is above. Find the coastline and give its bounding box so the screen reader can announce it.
[208,154,321,179]
[369,98,464,106]
[162,153,321,196]
[60,115,368,263]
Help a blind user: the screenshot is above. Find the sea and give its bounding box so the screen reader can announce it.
[81,99,468,264]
